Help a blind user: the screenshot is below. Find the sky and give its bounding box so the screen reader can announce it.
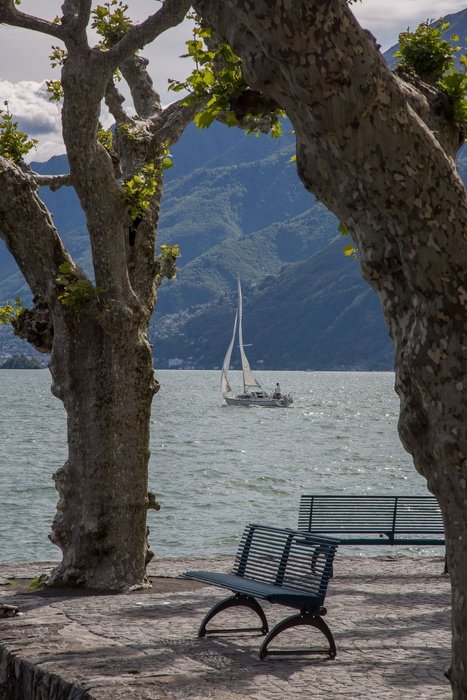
[0,0,466,161]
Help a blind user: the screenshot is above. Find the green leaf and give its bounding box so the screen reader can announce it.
[169,19,284,139]
[343,244,357,258]
[0,103,38,162]
[194,109,217,129]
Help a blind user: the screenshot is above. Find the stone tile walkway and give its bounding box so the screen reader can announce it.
[0,556,451,699]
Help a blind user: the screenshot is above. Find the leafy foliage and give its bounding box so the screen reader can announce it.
[56,262,105,307]
[168,16,284,136]
[439,65,467,123]
[97,125,114,151]
[49,45,67,69]
[395,20,457,79]
[44,46,68,102]
[121,163,158,220]
[156,244,181,280]
[395,20,467,125]
[91,0,132,48]
[45,80,64,102]
[0,102,37,162]
[118,123,145,141]
[0,298,24,325]
[121,142,173,220]
[338,222,357,258]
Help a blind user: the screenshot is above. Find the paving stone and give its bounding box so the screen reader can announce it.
[0,556,452,699]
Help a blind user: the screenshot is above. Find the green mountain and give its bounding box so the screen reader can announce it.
[152,238,392,371]
[2,9,466,368]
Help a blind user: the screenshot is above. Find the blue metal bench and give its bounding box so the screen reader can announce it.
[183,523,339,659]
[298,494,446,572]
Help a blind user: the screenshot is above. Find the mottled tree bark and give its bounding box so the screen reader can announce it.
[48,310,158,589]
[194,0,467,696]
[0,0,192,590]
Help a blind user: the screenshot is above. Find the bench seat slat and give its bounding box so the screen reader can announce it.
[298,495,445,551]
[183,571,325,610]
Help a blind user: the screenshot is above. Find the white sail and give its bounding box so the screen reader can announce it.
[221,308,238,394]
[237,277,262,392]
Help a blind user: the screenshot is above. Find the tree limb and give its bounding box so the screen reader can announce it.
[0,157,72,299]
[105,0,191,69]
[0,0,65,39]
[120,54,162,119]
[32,173,73,191]
[152,98,205,146]
[60,0,92,45]
[395,68,464,156]
[105,79,131,126]
[12,296,53,353]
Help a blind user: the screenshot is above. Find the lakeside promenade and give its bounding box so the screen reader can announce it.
[0,555,451,699]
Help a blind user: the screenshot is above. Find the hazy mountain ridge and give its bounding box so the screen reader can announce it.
[2,11,466,368]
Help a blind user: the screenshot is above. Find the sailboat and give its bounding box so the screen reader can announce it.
[221,277,293,407]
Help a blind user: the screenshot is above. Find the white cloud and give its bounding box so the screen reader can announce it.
[353,0,467,50]
[0,80,64,161]
[1,1,466,160]
[0,80,116,162]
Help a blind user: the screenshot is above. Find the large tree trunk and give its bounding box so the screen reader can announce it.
[194,1,467,696]
[439,481,467,693]
[0,0,197,592]
[47,307,158,589]
[0,157,159,591]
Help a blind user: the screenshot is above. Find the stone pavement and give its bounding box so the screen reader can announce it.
[0,556,451,699]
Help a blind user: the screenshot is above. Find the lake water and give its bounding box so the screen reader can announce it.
[0,369,438,563]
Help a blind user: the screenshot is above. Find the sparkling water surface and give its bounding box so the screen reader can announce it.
[0,369,436,562]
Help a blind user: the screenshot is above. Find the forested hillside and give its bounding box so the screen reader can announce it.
[2,10,466,369]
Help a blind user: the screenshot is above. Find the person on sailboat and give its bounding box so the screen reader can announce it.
[273,382,282,399]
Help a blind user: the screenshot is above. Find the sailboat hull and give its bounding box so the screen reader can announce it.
[224,393,293,408]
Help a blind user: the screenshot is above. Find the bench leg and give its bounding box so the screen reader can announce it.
[198,593,269,638]
[259,610,336,660]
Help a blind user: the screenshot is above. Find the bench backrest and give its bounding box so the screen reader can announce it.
[232,523,338,603]
[298,495,444,535]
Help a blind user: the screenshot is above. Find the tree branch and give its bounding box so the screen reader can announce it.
[32,173,73,191]
[0,157,72,299]
[120,54,162,119]
[105,79,130,126]
[12,296,54,354]
[152,98,204,145]
[105,0,191,69]
[0,0,64,39]
[395,68,464,157]
[55,1,92,56]
[60,0,92,43]
[61,0,92,29]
